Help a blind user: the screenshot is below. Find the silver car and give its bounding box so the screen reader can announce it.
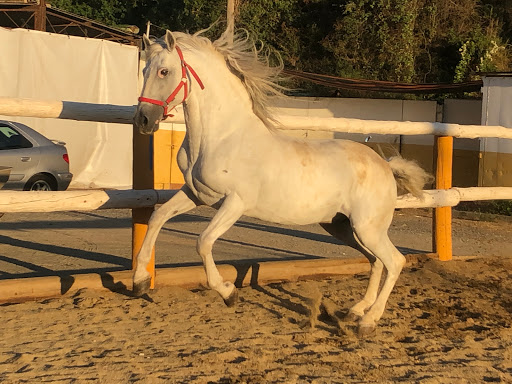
[0,120,72,191]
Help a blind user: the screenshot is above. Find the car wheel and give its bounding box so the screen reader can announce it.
[24,174,57,191]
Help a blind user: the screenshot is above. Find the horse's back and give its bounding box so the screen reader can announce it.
[272,136,395,195]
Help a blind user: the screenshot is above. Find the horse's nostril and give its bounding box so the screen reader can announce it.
[142,114,149,126]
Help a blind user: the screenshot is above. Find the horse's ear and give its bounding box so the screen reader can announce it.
[164,30,176,52]
[142,34,152,51]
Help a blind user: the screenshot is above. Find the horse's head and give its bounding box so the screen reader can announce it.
[134,30,187,135]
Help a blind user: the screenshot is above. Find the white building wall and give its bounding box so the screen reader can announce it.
[480,75,512,186]
[481,76,512,151]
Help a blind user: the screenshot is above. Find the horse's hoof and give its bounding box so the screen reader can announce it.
[133,277,151,297]
[357,323,376,338]
[344,311,362,322]
[223,287,239,307]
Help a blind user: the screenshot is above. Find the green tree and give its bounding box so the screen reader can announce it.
[321,0,510,86]
[121,0,226,37]
[48,0,512,93]
[50,0,128,26]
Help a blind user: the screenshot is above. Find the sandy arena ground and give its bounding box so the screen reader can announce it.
[0,207,511,383]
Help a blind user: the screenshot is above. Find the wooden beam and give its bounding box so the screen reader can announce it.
[0,255,430,304]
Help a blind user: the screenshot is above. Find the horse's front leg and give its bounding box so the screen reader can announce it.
[133,187,199,296]
[197,193,245,307]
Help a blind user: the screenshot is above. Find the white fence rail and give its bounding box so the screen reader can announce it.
[2,96,512,139]
[0,187,510,213]
[0,97,134,124]
[275,115,512,139]
[0,189,178,212]
[396,187,512,209]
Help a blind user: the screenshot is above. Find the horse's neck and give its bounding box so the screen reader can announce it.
[182,70,271,159]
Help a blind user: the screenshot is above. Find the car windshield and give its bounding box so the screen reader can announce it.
[0,125,33,150]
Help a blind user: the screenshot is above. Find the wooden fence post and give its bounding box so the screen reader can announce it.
[226,0,235,43]
[132,129,155,288]
[433,136,453,261]
[34,0,47,32]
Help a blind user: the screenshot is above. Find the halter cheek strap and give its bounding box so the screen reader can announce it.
[138,45,205,119]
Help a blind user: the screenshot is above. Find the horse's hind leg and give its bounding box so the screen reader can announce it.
[321,214,384,320]
[133,187,199,296]
[196,193,245,307]
[352,221,406,337]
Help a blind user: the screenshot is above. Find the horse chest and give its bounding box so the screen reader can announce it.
[177,146,232,205]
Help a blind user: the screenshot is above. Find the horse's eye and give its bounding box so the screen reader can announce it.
[158,68,169,78]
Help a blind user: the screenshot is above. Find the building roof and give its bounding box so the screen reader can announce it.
[479,72,512,77]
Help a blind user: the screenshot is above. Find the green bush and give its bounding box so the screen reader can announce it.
[456,200,512,216]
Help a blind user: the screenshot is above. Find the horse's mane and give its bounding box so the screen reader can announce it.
[150,29,286,131]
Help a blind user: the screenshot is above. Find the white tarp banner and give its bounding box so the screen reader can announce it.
[0,27,139,189]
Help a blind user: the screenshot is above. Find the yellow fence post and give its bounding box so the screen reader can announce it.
[433,136,453,261]
[132,129,155,288]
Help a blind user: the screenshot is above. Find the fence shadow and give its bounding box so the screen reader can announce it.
[0,209,429,281]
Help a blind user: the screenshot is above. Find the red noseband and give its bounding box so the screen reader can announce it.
[138,45,204,119]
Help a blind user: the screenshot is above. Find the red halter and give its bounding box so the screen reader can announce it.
[138,45,204,119]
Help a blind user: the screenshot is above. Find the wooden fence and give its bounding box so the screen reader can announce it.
[1,96,511,282]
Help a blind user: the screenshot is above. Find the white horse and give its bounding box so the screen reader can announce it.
[133,29,431,336]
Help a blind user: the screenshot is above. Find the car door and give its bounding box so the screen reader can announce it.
[0,123,40,189]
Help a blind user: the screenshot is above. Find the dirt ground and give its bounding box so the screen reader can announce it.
[0,208,511,383]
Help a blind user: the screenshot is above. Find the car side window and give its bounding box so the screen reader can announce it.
[0,125,33,150]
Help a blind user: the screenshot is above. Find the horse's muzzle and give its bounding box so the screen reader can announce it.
[133,107,161,135]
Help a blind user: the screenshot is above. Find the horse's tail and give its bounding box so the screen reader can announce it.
[388,156,433,199]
